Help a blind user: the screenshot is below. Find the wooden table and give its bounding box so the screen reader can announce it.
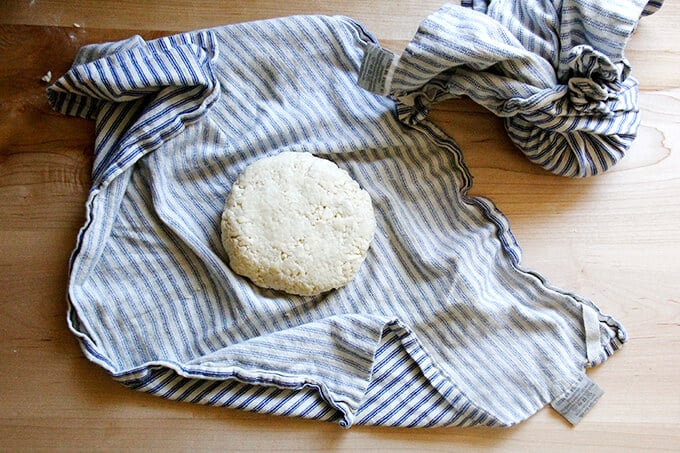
[2,1,679,451]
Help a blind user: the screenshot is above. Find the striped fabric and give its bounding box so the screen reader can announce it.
[379,0,664,177]
[48,7,642,428]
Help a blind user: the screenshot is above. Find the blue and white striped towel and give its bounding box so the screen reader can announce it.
[362,0,664,177]
[47,1,659,428]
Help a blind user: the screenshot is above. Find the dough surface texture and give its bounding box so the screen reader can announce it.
[221,152,376,296]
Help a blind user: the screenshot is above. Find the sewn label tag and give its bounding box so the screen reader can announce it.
[582,304,602,364]
[358,43,396,96]
[551,374,604,425]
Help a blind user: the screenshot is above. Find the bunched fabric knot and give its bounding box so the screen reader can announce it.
[502,44,641,177]
[565,45,626,115]
[363,0,664,177]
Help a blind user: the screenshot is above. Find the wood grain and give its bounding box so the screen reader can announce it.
[1,1,679,451]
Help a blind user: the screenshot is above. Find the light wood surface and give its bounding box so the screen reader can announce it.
[1,1,679,451]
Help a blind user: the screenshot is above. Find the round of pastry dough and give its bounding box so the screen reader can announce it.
[221,152,376,296]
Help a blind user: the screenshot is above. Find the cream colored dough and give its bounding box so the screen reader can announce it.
[221,152,376,296]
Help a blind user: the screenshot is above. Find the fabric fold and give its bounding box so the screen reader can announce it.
[47,30,221,188]
[370,1,663,177]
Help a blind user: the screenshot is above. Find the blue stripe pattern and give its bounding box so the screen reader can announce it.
[385,0,663,177]
[50,11,632,427]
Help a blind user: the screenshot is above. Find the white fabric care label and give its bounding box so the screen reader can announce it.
[358,43,396,96]
[582,304,602,364]
[551,374,604,425]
